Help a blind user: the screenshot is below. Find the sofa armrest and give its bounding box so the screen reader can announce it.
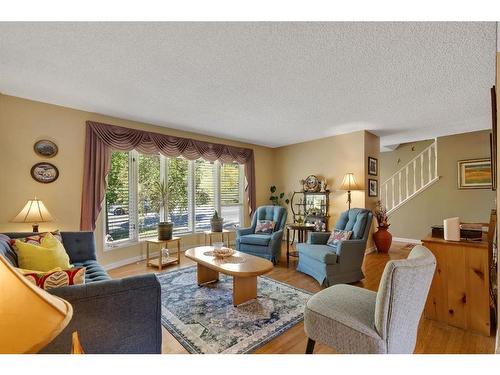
[308,232,331,245]
[237,226,254,237]
[42,274,161,354]
[336,239,367,268]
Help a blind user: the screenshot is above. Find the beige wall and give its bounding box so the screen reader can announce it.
[364,131,381,248]
[0,94,275,266]
[274,130,380,246]
[0,92,401,265]
[380,130,496,240]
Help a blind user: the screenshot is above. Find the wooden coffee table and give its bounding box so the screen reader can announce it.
[185,246,274,306]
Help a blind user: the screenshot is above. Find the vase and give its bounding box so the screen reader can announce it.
[373,224,392,253]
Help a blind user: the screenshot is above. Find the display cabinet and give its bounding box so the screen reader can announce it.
[290,190,330,231]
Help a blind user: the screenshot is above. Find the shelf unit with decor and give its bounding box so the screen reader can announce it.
[290,190,330,231]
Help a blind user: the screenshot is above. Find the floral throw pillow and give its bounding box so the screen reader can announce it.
[9,230,63,251]
[255,220,275,234]
[19,267,85,290]
[326,229,353,249]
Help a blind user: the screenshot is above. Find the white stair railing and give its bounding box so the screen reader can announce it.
[381,140,440,215]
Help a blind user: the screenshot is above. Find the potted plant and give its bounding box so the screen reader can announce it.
[373,200,391,253]
[211,210,224,232]
[269,185,290,206]
[155,181,174,240]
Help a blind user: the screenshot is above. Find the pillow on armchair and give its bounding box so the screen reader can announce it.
[255,220,275,234]
[326,229,352,249]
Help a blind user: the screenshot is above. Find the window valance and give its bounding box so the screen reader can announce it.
[80,121,256,231]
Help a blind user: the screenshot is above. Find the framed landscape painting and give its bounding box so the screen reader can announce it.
[457,158,492,189]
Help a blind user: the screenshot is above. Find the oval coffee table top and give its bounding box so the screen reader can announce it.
[185,246,273,277]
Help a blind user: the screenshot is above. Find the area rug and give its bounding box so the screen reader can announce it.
[157,266,312,354]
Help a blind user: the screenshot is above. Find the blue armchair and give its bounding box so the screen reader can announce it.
[296,208,373,286]
[236,205,287,264]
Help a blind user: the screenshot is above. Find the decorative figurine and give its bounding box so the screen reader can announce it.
[320,179,327,192]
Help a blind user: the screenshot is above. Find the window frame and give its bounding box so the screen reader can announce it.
[104,153,245,250]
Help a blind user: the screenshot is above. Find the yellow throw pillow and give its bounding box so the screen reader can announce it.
[14,233,71,272]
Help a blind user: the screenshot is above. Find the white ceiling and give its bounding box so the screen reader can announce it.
[0,22,496,149]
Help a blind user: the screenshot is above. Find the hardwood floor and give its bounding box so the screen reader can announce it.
[108,241,496,354]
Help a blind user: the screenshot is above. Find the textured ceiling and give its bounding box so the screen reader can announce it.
[0,22,496,148]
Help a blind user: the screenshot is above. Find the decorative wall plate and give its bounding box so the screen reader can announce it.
[31,162,59,183]
[304,175,320,192]
[34,139,58,158]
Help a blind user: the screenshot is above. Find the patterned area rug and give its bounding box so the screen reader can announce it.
[157,266,312,354]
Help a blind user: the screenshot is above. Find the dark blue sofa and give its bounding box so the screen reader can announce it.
[0,231,162,354]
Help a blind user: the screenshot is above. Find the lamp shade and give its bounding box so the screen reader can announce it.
[0,256,72,353]
[12,198,53,223]
[340,173,360,191]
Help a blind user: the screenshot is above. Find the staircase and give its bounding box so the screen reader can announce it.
[381,140,440,215]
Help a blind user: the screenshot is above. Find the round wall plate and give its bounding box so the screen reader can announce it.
[31,162,59,183]
[34,139,58,158]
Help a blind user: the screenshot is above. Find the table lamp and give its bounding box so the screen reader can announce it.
[340,173,360,210]
[0,255,73,353]
[11,198,53,232]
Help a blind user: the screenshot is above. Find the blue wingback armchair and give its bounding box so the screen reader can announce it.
[296,208,373,286]
[236,205,287,264]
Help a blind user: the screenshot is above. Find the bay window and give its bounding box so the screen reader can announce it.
[105,150,244,246]
[220,162,244,229]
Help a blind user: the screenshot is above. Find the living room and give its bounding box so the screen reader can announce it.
[1,2,500,373]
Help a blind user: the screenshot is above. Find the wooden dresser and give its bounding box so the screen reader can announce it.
[421,234,491,336]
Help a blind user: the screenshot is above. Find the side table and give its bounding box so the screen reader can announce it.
[146,237,181,270]
[204,229,234,247]
[286,223,315,266]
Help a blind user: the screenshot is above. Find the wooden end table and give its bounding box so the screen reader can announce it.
[203,229,233,247]
[146,237,181,270]
[286,223,315,266]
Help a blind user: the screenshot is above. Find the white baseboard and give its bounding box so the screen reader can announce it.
[102,244,194,271]
[103,254,152,271]
[392,237,422,245]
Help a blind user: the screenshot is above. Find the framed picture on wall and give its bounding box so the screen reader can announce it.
[368,157,378,176]
[34,139,58,158]
[368,179,378,197]
[457,158,492,189]
[490,86,497,191]
[30,162,59,183]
